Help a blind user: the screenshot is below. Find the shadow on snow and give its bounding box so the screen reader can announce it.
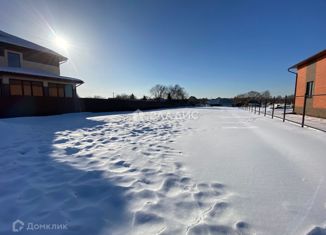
[0,113,132,235]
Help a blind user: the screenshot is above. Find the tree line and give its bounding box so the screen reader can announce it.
[150,84,188,100]
[108,84,189,101]
[235,90,272,99]
[234,90,294,106]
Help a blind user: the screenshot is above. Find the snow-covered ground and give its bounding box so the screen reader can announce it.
[0,107,325,235]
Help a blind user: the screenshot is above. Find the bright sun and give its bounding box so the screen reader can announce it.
[54,35,69,50]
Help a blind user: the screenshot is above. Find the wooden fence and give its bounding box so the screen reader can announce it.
[0,96,192,118]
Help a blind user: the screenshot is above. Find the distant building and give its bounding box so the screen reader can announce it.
[0,31,83,98]
[289,50,326,118]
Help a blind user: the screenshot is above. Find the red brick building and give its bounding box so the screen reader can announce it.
[289,50,326,118]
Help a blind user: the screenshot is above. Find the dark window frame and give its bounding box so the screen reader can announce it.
[49,83,59,97]
[9,79,44,97]
[7,51,22,68]
[306,81,314,98]
[31,81,44,97]
[22,80,32,96]
[49,83,66,98]
[64,84,73,98]
[9,79,23,96]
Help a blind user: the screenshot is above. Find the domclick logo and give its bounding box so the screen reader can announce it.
[12,219,24,232]
[12,219,68,232]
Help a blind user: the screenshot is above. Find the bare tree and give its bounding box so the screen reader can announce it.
[247,91,261,98]
[260,90,271,99]
[149,84,188,100]
[168,84,188,100]
[234,90,273,106]
[150,84,167,99]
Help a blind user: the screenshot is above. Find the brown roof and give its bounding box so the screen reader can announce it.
[289,49,326,69]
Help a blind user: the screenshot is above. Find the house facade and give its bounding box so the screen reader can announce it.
[0,30,83,98]
[289,50,326,118]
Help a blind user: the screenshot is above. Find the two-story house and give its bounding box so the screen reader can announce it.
[289,49,326,118]
[0,30,83,98]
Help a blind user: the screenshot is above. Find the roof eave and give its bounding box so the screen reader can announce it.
[59,56,68,63]
[1,41,68,63]
[60,77,84,84]
[288,49,326,70]
[0,70,84,84]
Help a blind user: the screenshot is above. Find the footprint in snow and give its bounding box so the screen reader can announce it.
[53,138,68,144]
[114,160,130,168]
[64,147,80,155]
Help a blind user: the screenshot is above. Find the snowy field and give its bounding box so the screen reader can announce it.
[0,107,326,235]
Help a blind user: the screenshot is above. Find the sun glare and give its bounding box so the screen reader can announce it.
[54,35,69,50]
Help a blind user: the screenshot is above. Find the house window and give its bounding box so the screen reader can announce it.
[10,79,23,96]
[49,83,66,97]
[23,81,32,96]
[64,84,73,98]
[7,52,21,67]
[49,83,58,97]
[32,82,43,96]
[9,79,43,96]
[58,84,65,97]
[306,81,314,97]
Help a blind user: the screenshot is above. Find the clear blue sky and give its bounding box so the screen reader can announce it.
[1,0,326,98]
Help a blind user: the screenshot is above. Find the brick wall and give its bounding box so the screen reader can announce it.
[295,66,306,107]
[294,56,326,118]
[313,57,326,109]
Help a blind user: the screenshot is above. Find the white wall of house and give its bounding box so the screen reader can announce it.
[22,60,60,75]
[1,49,60,75]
